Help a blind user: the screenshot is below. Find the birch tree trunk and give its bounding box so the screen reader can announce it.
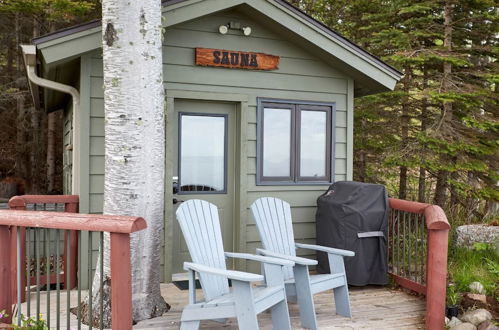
[79,0,169,326]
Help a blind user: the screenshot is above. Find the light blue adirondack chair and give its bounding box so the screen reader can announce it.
[250,197,355,330]
[176,199,294,330]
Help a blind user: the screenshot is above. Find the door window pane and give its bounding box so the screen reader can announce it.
[300,111,327,177]
[262,108,291,177]
[180,114,226,192]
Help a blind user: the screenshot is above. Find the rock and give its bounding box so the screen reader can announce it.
[446,317,450,325]
[477,320,499,330]
[448,316,463,327]
[450,322,477,330]
[469,282,486,294]
[455,225,499,249]
[465,293,488,304]
[461,292,488,311]
[461,293,499,319]
[461,309,492,326]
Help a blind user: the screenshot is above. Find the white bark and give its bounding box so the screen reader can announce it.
[85,0,168,325]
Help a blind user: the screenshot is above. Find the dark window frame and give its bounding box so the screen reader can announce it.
[259,102,296,182]
[177,112,229,195]
[296,104,332,182]
[256,98,335,185]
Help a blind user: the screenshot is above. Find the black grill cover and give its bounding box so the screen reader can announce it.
[316,181,389,286]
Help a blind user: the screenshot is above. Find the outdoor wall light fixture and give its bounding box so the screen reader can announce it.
[218,21,252,36]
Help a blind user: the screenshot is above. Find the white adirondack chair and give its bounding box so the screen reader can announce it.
[250,197,355,330]
[176,199,294,330]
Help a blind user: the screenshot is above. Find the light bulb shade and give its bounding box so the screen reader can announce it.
[219,25,228,35]
[242,26,252,36]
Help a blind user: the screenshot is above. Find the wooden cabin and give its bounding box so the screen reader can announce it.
[22,0,402,287]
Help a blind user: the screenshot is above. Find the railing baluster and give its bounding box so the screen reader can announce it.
[419,214,423,283]
[66,230,71,330]
[36,228,40,321]
[89,232,93,330]
[396,210,400,275]
[387,211,391,272]
[409,213,413,280]
[391,211,395,273]
[100,231,104,330]
[16,226,22,326]
[424,215,427,282]
[45,228,50,328]
[26,227,31,317]
[414,212,419,282]
[78,230,82,330]
[403,211,407,276]
[56,229,60,329]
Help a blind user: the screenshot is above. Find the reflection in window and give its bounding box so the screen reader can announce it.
[180,114,226,192]
[258,100,333,184]
[263,108,291,177]
[300,111,326,177]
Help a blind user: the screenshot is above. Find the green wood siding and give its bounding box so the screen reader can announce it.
[162,9,350,273]
[76,8,353,277]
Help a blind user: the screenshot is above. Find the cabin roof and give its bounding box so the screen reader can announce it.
[27,0,403,111]
[32,0,401,79]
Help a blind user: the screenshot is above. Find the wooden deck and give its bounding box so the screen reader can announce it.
[20,283,425,329]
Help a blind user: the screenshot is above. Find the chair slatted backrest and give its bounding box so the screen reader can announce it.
[250,197,296,280]
[176,199,230,301]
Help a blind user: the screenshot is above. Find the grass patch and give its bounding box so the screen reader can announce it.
[448,244,499,297]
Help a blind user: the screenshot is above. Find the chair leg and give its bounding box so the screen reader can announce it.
[333,280,352,317]
[327,254,352,318]
[270,297,292,330]
[262,263,292,330]
[180,320,200,330]
[232,280,259,330]
[293,265,318,330]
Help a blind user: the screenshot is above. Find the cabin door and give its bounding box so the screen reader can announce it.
[171,99,236,275]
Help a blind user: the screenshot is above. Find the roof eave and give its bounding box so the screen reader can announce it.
[31,0,402,93]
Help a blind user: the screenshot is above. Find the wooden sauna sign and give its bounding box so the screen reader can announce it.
[195,48,280,70]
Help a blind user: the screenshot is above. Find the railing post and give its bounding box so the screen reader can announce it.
[64,200,79,289]
[8,198,27,304]
[425,205,450,330]
[111,232,132,330]
[0,225,12,324]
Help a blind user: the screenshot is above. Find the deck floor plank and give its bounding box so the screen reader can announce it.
[19,283,425,329]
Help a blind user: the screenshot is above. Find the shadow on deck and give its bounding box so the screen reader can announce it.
[21,283,425,329]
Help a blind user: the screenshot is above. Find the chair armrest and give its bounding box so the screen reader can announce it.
[256,248,318,266]
[295,243,355,257]
[225,252,295,267]
[184,262,264,282]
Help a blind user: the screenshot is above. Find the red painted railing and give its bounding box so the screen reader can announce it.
[388,198,450,330]
[0,208,146,329]
[8,195,79,304]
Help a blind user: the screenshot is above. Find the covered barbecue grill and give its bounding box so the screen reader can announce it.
[316,181,389,286]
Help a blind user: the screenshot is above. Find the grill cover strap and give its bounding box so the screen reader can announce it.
[357,231,384,238]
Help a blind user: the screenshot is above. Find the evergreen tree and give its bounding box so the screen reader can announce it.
[0,0,99,192]
[294,0,498,218]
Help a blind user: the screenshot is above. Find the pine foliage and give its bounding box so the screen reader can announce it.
[292,0,498,219]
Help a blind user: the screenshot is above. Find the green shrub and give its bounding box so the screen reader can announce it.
[448,243,499,297]
[446,285,461,306]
